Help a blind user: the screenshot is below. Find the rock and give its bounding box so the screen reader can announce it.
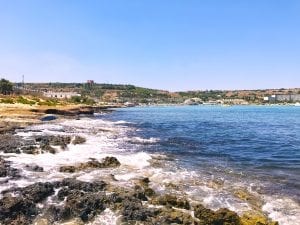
[121,196,157,222]
[151,194,190,210]
[194,204,241,225]
[35,135,71,150]
[64,190,106,222]
[0,157,21,178]
[0,194,38,225]
[59,157,120,173]
[25,164,44,172]
[72,136,86,145]
[241,211,279,225]
[21,182,55,203]
[99,156,121,168]
[158,208,194,225]
[59,166,76,173]
[60,178,107,192]
[21,145,39,154]
[0,134,21,153]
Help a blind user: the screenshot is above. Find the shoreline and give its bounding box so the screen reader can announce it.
[0,104,280,225]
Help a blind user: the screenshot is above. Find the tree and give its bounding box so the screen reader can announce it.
[0,78,13,95]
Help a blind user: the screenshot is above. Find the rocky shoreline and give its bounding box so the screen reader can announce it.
[0,105,279,225]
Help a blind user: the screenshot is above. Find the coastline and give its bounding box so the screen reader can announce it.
[0,104,282,224]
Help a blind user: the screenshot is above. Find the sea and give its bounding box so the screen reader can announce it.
[1,105,299,224]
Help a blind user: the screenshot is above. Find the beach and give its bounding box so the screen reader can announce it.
[1,104,298,224]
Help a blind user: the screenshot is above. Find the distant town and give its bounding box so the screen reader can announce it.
[1,78,300,106]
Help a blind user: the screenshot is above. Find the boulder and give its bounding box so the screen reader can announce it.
[0,194,38,225]
[72,136,86,145]
[25,164,44,172]
[21,182,55,203]
[194,204,241,225]
[151,194,190,210]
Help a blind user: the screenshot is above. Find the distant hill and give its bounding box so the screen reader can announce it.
[15,82,300,104]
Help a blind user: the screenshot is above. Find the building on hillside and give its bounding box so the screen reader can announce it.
[43,91,81,99]
[263,94,300,103]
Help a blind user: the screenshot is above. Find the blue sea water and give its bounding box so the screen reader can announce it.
[104,106,300,203]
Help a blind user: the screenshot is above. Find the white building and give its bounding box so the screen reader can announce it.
[43,91,81,99]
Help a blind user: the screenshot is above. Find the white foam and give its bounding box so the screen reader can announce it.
[262,196,300,225]
[87,209,120,225]
[125,136,160,144]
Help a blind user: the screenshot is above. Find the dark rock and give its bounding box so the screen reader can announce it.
[151,194,190,210]
[25,164,44,172]
[194,204,241,225]
[0,194,38,225]
[72,136,86,145]
[158,208,194,225]
[21,145,39,154]
[61,178,107,192]
[0,134,21,153]
[35,135,71,150]
[21,182,55,203]
[64,190,106,222]
[0,157,21,178]
[59,165,76,173]
[101,156,121,168]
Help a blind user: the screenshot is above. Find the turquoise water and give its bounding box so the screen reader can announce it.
[104,106,300,203]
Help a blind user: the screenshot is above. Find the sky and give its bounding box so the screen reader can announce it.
[0,0,299,91]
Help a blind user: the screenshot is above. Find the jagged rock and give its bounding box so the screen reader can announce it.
[0,134,21,153]
[35,135,71,150]
[60,178,107,192]
[59,157,121,173]
[0,157,20,178]
[64,190,106,222]
[241,211,279,225]
[25,164,44,172]
[151,194,190,210]
[21,182,55,203]
[157,208,194,225]
[194,204,241,225]
[21,145,39,154]
[59,166,76,173]
[0,194,38,225]
[72,136,86,145]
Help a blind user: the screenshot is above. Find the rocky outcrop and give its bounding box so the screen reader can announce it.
[59,157,121,173]
[0,157,20,178]
[150,194,190,210]
[0,195,38,225]
[0,134,21,154]
[72,136,86,145]
[194,204,241,225]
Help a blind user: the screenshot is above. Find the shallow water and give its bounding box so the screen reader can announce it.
[1,105,299,225]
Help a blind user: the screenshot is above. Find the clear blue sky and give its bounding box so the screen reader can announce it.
[0,0,299,91]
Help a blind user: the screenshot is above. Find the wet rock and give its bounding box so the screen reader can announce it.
[151,194,190,210]
[40,144,56,154]
[60,178,107,192]
[72,136,86,145]
[157,208,194,225]
[194,204,241,225]
[25,164,44,172]
[0,194,38,225]
[240,211,279,225]
[59,157,121,173]
[0,134,21,153]
[59,166,76,173]
[21,182,55,203]
[21,145,39,154]
[121,196,158,222]
[64,190,106,222]
[0,157,21,178]
[35,135,71,150]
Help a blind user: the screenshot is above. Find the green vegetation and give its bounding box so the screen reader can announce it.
[0,78,13,95]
